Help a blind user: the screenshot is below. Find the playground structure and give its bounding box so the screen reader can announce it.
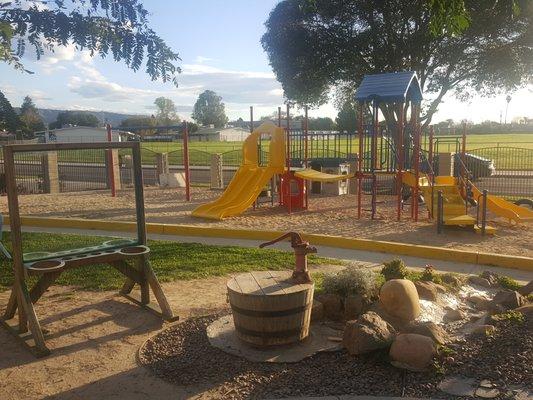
[0,141,176,357]
[192,71,533,232]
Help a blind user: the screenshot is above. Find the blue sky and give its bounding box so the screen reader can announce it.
[0,0,531,123]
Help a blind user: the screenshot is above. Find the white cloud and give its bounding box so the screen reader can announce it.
[194,56,215,64]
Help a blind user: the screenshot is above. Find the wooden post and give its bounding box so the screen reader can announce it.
[155,152,169,185]
[304,105,309,210]
[357,102,363,219]
[41,151,59,194]
[210,153,224,189]
[286,103,291,215]
[106,124,116,197]
[183,122,191,201]
[413,103,421,222]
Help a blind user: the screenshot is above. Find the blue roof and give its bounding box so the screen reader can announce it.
[354,71,423,103]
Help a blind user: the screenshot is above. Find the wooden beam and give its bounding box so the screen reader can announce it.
[29,271,62,304]
[110,260,142,283]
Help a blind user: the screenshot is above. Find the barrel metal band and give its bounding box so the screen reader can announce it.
[234,324,303,339]
[230,303,311,318]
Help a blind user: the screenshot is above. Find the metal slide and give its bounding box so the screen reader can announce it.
[192,122,286,220]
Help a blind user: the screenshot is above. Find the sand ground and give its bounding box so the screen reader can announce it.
[0,265,345,400]
[2,186,531,258]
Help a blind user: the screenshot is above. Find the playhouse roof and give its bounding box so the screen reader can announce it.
[354,71,423,103]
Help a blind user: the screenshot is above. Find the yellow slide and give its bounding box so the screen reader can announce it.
[192,122,286,220]
[470,183,533,224]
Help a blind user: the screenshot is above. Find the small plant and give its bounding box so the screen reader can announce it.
[420,264,443,284]
[381,258,408,281]
[491,310,525,324]
[498,275,521,291]
[322,267,380,299]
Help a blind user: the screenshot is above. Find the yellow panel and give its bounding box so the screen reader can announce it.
[470,183,533,223]
[294,169,354,182]
[443,215,477,226]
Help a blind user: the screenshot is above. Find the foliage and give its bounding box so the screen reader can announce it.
[261,0,531,126]
[119,116,157,136]
[19,96,45,138]
[336,101,357,132]
[381,258,408,281]
[0,0,180,84]
[0,89,21,133]
[322,266,380,299]
[192,90,228,128]
[420,265,443,284]
[50,111,100,129]
[491,310,525,324]
[308,116,336,131]
[0,232,342,291]
[497,275,522,291]
[154,97,180,126]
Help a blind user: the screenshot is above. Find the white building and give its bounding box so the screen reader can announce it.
[36,127,136,143]
[193,126,251,142]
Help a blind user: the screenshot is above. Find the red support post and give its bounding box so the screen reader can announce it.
[396,103,404,221]
[183,121,191,202]
[413,103,421,222]
[428,125,435,219]
[304,105,309,210]
[357,103,363,219]
[277,106,282,207]
[106,124,116,197]
[250,106,256,210]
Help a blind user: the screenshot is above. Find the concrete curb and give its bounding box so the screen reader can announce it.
[6,216,533,272]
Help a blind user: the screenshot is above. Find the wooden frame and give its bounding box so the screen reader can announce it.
[1,141,177,357]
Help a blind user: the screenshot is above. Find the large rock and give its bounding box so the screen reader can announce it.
[414,281,445,301]
[518,280,533,296]
[403,321,449,345]
[469,276,492,288]
[468,295,491,311]
[490,290,526,311]
[480,271,500,287]
[343,311,395,355]
[344,294,364,320]
[515,304,533,317]
[444,308,465,322]
[389,333,436,371]
[317,294,343,321]
[380,279,421,321]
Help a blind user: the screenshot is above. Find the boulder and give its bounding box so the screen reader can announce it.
[380,279,421,321]
[311,300,324,322]
[343,311,395,355]
[468,295,491,311]
[389,333,436,371]
[518,280,533,296]
[317,294,343,321]
[469,276,492,288]
[403,321,449,345]
[344,294,364,320]
[414,281,445,301]
[515,304,533,317]
[444,308,465,322]
[490,290,526,311]
[442,274,463,287]
[480,271,500,286]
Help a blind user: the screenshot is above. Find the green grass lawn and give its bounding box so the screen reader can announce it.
[0,232,342,291]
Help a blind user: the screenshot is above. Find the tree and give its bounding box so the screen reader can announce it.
[261,0,531,127]
[154,97,180,125]
[50,111,100,129]
[0,90,21,133]
[192,90,228,128]
[119,116,157,137]
[308,117,336,131]
[19,96,45,138]
[0,1,180,84]
[336,102,357,133]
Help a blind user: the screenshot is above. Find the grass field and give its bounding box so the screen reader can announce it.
[0,232,341,291]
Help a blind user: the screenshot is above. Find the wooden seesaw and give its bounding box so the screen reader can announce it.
[0,142,177,357]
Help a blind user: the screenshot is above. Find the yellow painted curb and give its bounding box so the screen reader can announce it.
[5,216,533,272]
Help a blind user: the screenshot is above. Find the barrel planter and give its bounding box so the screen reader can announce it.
[227,270,314,347]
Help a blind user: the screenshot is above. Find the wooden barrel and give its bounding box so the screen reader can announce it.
[227,270,314,347]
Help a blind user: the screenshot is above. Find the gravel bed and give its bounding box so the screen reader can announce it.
[138,312,532,400]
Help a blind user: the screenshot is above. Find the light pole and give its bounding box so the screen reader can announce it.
[504,95,512,124]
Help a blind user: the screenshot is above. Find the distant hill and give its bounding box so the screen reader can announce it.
[28,108,149,127]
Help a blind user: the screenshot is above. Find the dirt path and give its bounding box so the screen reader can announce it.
[0,265,345,400]
[2,187,532,258]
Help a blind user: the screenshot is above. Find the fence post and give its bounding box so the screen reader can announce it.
[41,151,59,194]
[481,189,488,236]
[437,190,443,234]
[105,149,121,191]
[210,153,224,189]
[156,152,169,185]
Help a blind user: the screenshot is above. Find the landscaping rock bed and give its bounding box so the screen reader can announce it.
[138,310,532,400]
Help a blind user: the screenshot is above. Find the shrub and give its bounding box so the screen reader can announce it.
[491,310,525,324]
[381,258,408,281]
[322,267,380,299]
[498,275,521,291]
[421,265,443,284]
